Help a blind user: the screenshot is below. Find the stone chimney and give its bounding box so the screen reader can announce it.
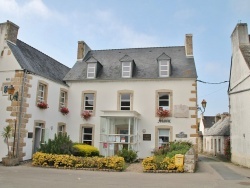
[185,34,193,57]
[215,113,221,123]
[231,23,249,54]
[77,41,91,60]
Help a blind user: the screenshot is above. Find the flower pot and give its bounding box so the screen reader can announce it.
[2,157,19,166]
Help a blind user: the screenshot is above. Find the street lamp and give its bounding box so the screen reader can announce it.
[198,99,207,114]
[7,85,18,101]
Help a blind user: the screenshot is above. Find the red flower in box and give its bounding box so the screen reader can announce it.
[60,107,69,115]
[157,108,170,118]
[81,110,92,120]
[37,102,49,109]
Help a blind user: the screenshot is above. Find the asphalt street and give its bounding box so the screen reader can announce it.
[0,155,250,188]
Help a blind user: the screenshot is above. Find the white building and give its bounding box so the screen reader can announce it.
[0,20,198,161]
[203,113,230,157]
[0,21,70,161]
[228,23,250,168]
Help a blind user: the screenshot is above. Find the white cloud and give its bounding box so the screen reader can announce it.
[0,0,66,22]
[78,9,159,48]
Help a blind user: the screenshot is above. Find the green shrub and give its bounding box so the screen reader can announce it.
[39,133,75,155]
[73,144,99,157]
[117,149,137,163]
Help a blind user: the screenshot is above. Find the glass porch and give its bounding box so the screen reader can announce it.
[100,110,140,157]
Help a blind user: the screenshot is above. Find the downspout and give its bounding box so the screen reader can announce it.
[17,69,28,160]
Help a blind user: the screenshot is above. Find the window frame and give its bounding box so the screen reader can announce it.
[36,81,48,104]
[155,90,173,117]
[58,123,66,135]
[59,89,68,109]
[117,90,133,111]
[122,62,132,78]
[82,90,97,116]
[80,124,95,146]
[155,125,173,149]
[159,60,170,77]
[87,63,96,79]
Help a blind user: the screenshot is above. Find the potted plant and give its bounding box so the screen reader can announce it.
[37,101,49,109]
[157,108,170,119]
[60,107,69,115]
[81,110,92,120]
[1,125,19,166]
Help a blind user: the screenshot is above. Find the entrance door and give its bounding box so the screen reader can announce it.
[33,123,45,153]
[114,126,128,154]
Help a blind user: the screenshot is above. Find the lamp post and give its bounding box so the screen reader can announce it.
[7,85,18,158]
[198,99,207,114]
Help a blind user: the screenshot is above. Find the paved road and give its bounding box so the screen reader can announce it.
[1,155,250,188]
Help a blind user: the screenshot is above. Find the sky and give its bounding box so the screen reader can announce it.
[0,0,250,116]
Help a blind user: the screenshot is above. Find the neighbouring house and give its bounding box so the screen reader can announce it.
[0,20,198,161]
[198,115,215,153]
[228,23,250,168]
[0,20,70,161]
[203,113,230,157]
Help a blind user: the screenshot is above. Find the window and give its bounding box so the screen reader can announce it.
[82,127,93,145]
[159,60,170,77]
[38,83,46,102]
[37,81,48,103]
[59,89,68,108]
[158,129,169,148]
[84,93,94,111]
[120,93,131,110]
[211,139,213,149]
[87,63,96,78]
[218,139,221,152]
[158,92,169,110]
[122,62,132,78]
[58,124,66,135]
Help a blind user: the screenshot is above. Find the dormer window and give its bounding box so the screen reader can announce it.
[86,56,102,79]
[87,63,96,78]
[122,62,132,78]
[157,53,171,77]
[159,60,170,77]
[120,55,135,78]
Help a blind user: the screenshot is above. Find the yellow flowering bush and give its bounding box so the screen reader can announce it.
[142,157,157,171]
[32,152,125,171]
[73,144,99,157]
[142,156,178,171]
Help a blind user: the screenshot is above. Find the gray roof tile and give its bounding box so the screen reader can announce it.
[64,46,197,81]
[7,40,70,85]
[205,116,230,136]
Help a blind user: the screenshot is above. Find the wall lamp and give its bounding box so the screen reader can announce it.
[197,99,207,114]
[7,85,18,101]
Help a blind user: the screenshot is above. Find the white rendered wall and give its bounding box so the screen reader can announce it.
[24,75,69,160]
[66,79,197,158]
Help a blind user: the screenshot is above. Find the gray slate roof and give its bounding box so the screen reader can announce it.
[202,116,215,129]
[7,40,70,85]
[64,46,197,81]
[240,44,250,68]
[204,116,230,136]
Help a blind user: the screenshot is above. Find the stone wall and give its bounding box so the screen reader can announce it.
[184,147,197,173]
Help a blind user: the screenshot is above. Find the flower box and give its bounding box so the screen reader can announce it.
[37,102,49,109]
[157,108,170,118]
[81,110,92,120]
[60,107,69,115]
